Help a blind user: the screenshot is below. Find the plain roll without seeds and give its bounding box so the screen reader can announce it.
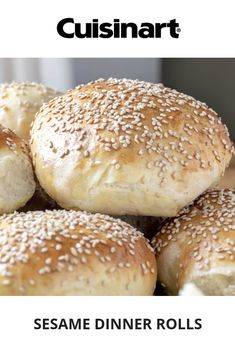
[30,78,233,217]
[0,82,61,140]
[0,124,35,214]
[152,188,235,295]
[0,210,157,295]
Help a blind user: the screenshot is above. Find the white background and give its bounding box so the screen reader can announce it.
[0,297,233,353]
[0,0,234,57]
[0,0,235,351]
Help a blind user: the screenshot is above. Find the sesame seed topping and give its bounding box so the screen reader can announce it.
[0,209,155,292]
[31,78,233,184]
[152,189,235,285]
[0,82,61,139]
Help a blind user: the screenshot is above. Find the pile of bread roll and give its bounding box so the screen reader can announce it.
[0,78,234,296]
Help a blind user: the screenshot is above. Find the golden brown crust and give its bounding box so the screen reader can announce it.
[152,189,235,295]
[0,124,30,157]
[0,210,157,295]
[30,78,233,216]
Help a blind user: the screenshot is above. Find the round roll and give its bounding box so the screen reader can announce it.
[30,78,233,217]
[0,210,157,295]
[152,189,235,295]
[0,125,35,213]
[0,82,61,140]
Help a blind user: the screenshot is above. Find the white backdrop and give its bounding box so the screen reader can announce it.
[0,0,234,351]
[0,58,162,92]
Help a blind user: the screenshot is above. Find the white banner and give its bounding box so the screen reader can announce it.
[0,0,234,57]
[0,296,232,353]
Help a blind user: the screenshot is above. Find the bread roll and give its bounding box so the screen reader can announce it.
[0,82,61,140]
[0,125,35,213]
[30,78,233,217]
[0,210,157,295]
[152,189,235,295]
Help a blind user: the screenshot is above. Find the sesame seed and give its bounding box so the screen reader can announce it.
[152,189,235,282]
[30,78,233,186]
[0,209,154,293]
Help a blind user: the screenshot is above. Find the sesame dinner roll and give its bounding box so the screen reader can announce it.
[0,82,61,140]
[0,125,35,213]
[152,189,235,295]
[0,210,157,295]
[30,78,233,216]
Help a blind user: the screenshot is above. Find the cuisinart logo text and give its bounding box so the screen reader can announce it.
[57,18,181,39]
